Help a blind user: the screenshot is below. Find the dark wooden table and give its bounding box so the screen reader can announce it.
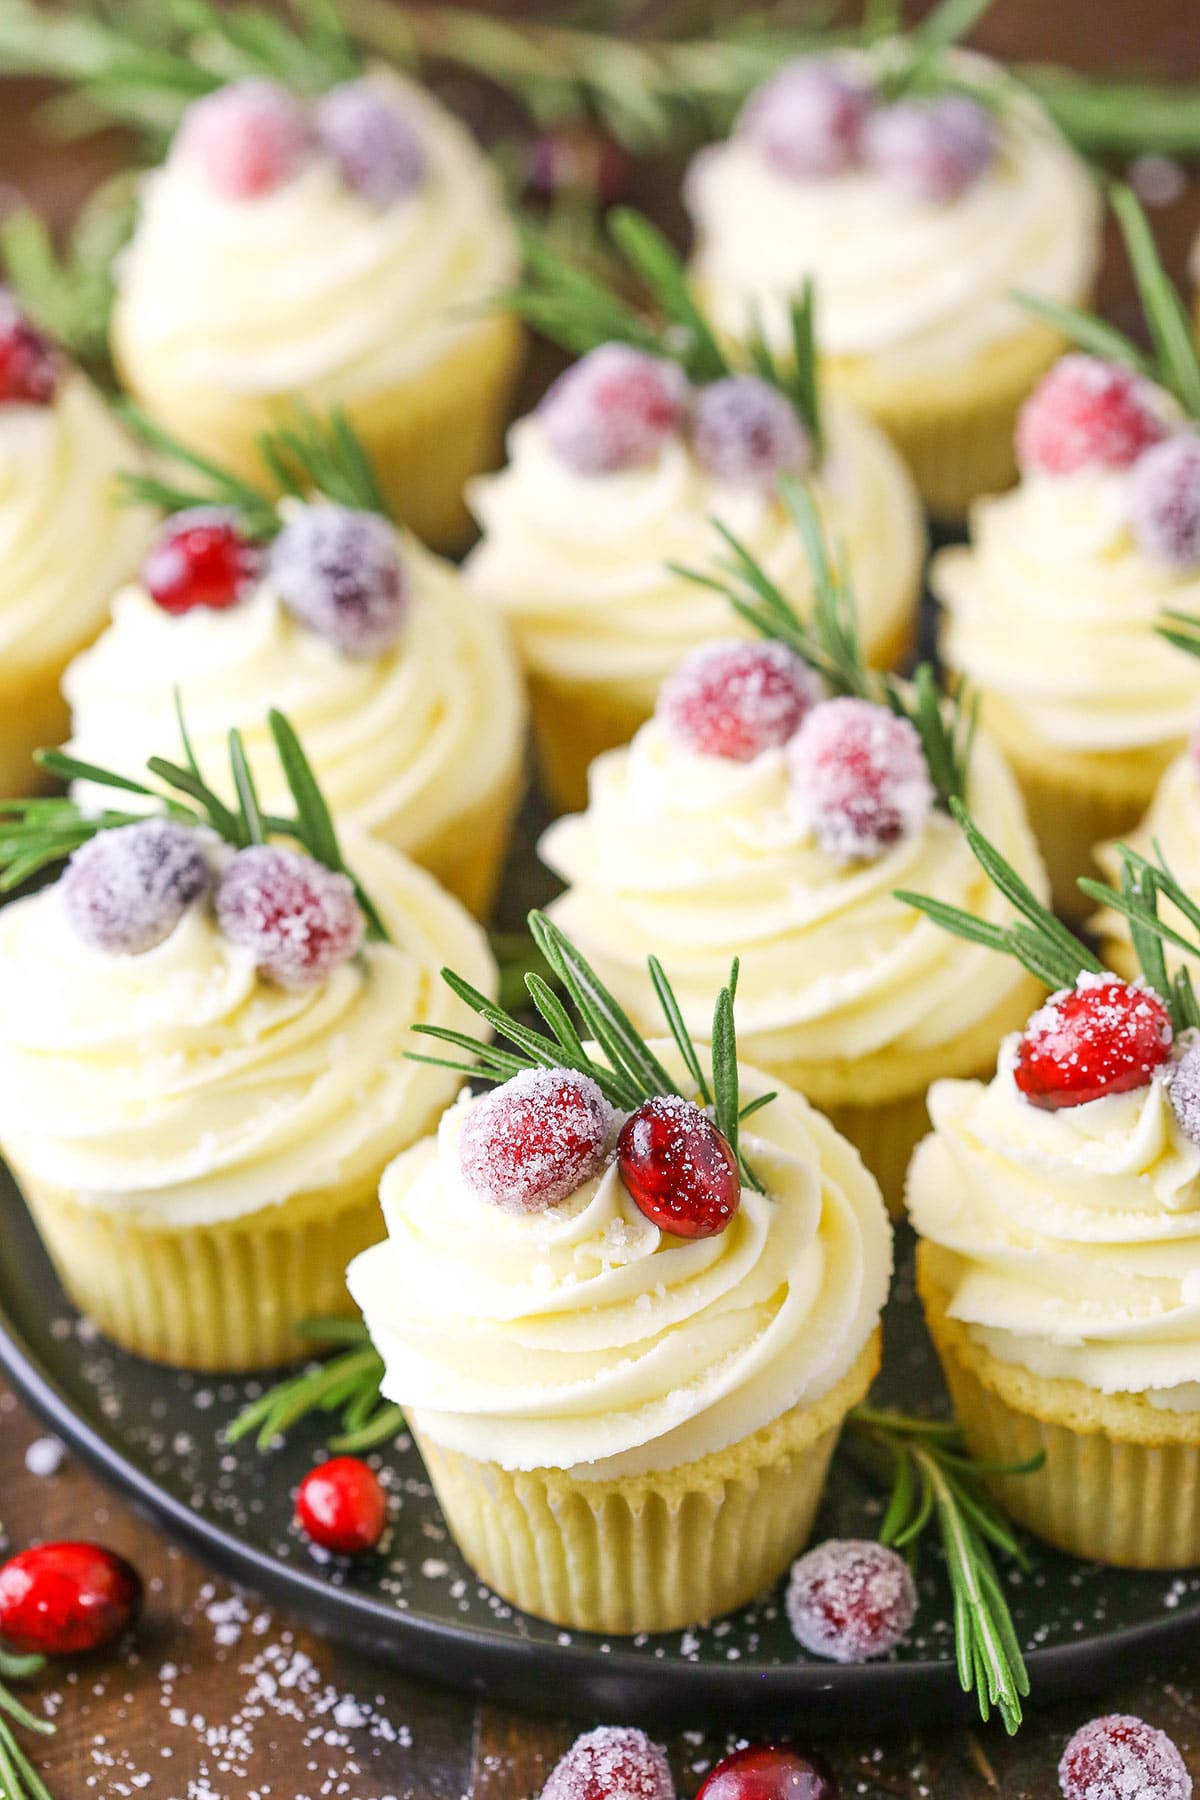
[5,3,1200,1795]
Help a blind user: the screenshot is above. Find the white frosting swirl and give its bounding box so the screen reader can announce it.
[348,1050,891,1478]
[0,831,493,1228]
[685,49,1101,374]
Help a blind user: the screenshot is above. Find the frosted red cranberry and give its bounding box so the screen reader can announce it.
[786,1538,917,1663]
[1059,1715,1192,1800]
[0,1542,142,1657]
[541,1727,674,1800]
[657,639,820,762]
[1168,1042,1200,1146]
[216,845,364,988]
[458,1069,615,1214]
[696,1746,837,1800]
[1017,355,1167,477]
[788,697,933,862]
[142,507,264,615]
[316,79,426,206]
[296,1457,386,1555]
[617,1095,740,1239]
[270,504,408,658]
[1014,976,1173,1111]
[739,58,873,181]
[540,345,690,475]
[691,377,813,488]
[178,80,311,200]
[1130,434,1200,570]
[62,820,210,956]
[863,95,995,203]
[0,292,59,406]
[523,127,633,210]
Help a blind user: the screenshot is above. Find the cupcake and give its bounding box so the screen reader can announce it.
[347,918,891,1633]
[0,293,152,793]
[540,491,1045,1213]
[62,412,526,919]
[684,41,1101,515]
[904,809,1200,1567]
[110,70,523,551]
[1092,743,1200,983]
[467,212,924,812]
[0,714,494,1372]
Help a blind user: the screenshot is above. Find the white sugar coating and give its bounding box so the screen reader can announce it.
[657,637,821,763]
[1059,1714,1192,1800]
[862,93,996,203]
[786,1538,918,1663]
[737,56,872,181]
[215,844,364,989]
[1017,355,1167,476]
[24,1436,65,1477]
[787,696,933,863]
[1167,1041,1200,1146]
[539,344,690,476]
[541,1727,675,1800]
[1131,433,1200,571]
[62,819,212,956]
[316,78,426,206]
[458,1067,616,1214]
[690,377,812,489]
[269,503,408,659]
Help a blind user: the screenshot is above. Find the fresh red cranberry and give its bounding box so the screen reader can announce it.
[1017,355,1168,477]
[62,820,211,956]
[786,1538,917,1663]
[269,503,408,658]
[696,1746,837,1800]
[458,1069,615,1214]
[863,94,995,202]
[1130,433,1200,570]
[142,507,264,615]
[1059,1715,1192,1800]
[296,1457,386,1555]
[523,127,634,211]
[540,344,690,476]
[1014,976,1173,1111]
[216,844,364,988]
[691,376,813,488]
[0,1542,142,1656]
[787,697,933,862]
[617,1095,740,1239]
[540,1726,674,1800]
[178,80,311,200]
[0,292,59,406]
[316,79,426,206]
[739,58,873,181]
[657,639,820,762]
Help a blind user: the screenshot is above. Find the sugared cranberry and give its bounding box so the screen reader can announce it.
[787,697,933,862]
[178,80,311,200]
[739,58,873,181]
[523,127,633,210]
[0,1542,142,1656]
[863,94,995,202]
[316,79,426,206]
[62,820,210,956]
[617,1095,740,1239]
[696,1746,837,1800]
[142,507,264,615]
[540,344,690,476]
[1130,433,1200,570]
[1059,1715,1192,1800]
[1168,1042,1200,1146]
[1013,975,1173,1111]
[269,504,407,658]
[657,639,820,762]
[1017,355,1168,477]
[786,1538,917,1663]
[691,377,813,488]
[216,845,364,988]
[457,1069,615,1214]
[541,1727,674,1800]
[296,1457,386,1555]
[0,292,59,406]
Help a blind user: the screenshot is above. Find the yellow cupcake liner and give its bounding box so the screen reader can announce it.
[412,1331,880,1635]
[919,1245,1200,1568]
[0,661,73,796]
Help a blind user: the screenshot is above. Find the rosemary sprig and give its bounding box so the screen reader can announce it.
[227,1319,401,1452]
[0,175,137,384]
[0,1644,55,1800]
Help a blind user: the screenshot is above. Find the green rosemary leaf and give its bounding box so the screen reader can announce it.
[409,1022,530,1075]
[530,911,679,1102]
[738,1090,777,1121]
[912,0,995,61]
[228,729,264,847]
[710,980,742,1170]
[267,709,343,871]
[1112,183,1200,420]
[789,282,822,454]
[1144,838,1200,941]
[258,406,391,519]
[34,748,161,799]
[1010,291,1151,378]
[293,1316,372,1345]
[1175,966,1200,1032]
[526,971,592,1071]
[0,1681,55,1738]
[146,756,242,843]
[1005,922,1086,993]
[1076,879,1200,967]
[647,955,711,1106]
[894,891,1011,953]
[117,402,280,535]
[949,800,1100,974]
[331,1402,405,1453]
[607,208,729,383]
[1119,856,1170,1009]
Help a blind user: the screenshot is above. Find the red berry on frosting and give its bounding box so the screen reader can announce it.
[786,1538,917,1664]
[1017,355,1167,477]
[739,58,873,181]
[270,503,408,658]
[540,344,690,476]
[1059,1715,1192,1800]
[541,1727,674,1800]
[1130,433,1200,570]
[691,376,813,488]
[296,1457,386,1555]
[1014,975,1172,1111]
[617,1095,740,1239]
[862,94,995,202]
[178,80,311,200]
[787,697,933,862]
[0,292,59,407]
[316,79,426,206]
[657,639,820,762]
[696,1746,837,1800]
[62,820,211,956]
[142,507,264,616]
[458,1068,615,1214]
[216,845,364,988]
[0,1542,142,1657]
